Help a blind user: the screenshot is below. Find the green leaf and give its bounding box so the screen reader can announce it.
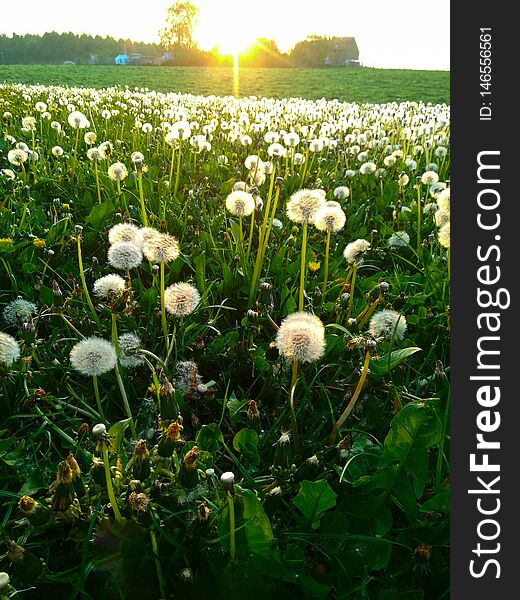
[195,424,223,454]
[226,392,249,425]
[233,428,260,468]
[107,418,132,455]
[420,487,450,514]
[369,347,422,377]
[293,480,337,527]
[86,199,114,231]
[241,489,274,557]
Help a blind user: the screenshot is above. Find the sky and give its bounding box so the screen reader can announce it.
[0,0,450,70]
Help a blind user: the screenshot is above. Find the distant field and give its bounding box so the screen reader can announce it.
[0,65,449,104]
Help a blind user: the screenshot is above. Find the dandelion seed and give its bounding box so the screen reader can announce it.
[437,188,450,215]
[314,203,347,232]
[421,170,439,185]
[438,222,450,248]
[67,111,88,129]
[7,149,27,166]
[275,312,325,363]
[388,231,411,248]
[69,337,117,376]
[333,186,350,200]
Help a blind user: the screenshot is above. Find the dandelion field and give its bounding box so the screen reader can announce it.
[0,84,450,599]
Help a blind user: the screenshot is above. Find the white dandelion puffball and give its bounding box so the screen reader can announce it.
[118,333,145,369]
[276,312,325,364]
[435,209,450,228]
[225,191,255,217]
[438,222,450,249]
[87,148,103,162]
[8,149,28,166]
[174,360,202,394]
[333,186,350,200]
[437,188,450,216]
[164,283,201,317]
[421,170,439,185]
[314,203,347,232]
[107,162,128,182]
[369,310,407,341]
[388,231,410,249]
[3,299,37,328]
[359,162,377,175]
[108,242,143,270]
[70,337,117,377]
[52,146,64,157]
[141,232,180,263]
[84,131,97,145]
[0,332,21,366]
[286,189,326,224]
[343,239,371,264]
[67,111,88,129]
[92,274,126,299]
[108,223,140,245]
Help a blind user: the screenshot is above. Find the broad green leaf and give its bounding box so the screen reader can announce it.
[86,199,114,230]
[293,480,337,527]
[369,347,422,377]
[107,418,132,455]
[226,392,249,424]
[233,428,260,467]
[195,424,223,454]
[241,489,274,557]
[420,487,450,514]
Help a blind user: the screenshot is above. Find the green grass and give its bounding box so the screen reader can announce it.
[0,64,449,103]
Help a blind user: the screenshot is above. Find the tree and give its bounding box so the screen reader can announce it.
[159,1,199,51]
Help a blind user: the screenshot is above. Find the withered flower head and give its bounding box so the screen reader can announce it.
[66,453,81,477]
[128,491,150,512]
[133,439,149,461]
[197,502,211,522]
[18,495,37,513]
[247,399,260,420]
[183,446,199,470]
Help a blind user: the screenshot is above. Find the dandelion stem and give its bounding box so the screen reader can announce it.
[150,529,166,598]
[101,440,123,522]
[346,261,357,320]
[92,376,106,422]
[329,350,371,445]
[77,236,101,327]
[227,491,236,562]
[322,230,331,299]
[173,143,182,197]
[298,220,308,312]
[111,313,136,437]
[160,262,170,353]
[137,170,149,227]
[417,185,422,253]
[94,162,102,204]
[289,359,301,451]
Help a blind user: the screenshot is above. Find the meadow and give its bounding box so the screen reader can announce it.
[0,83,450,599]
[0,65,450,104]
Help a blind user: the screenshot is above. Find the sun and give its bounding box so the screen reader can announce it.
[193,0,261,57]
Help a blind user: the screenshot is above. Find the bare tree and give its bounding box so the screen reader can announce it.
[159,1,200,50]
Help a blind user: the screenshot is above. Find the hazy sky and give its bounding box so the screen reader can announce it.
[0,0,450,70]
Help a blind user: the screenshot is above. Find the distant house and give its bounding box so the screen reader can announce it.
[291,36,360,68]
[115,52,162,66]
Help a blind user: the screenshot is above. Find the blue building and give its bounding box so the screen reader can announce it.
[115,54,129,65]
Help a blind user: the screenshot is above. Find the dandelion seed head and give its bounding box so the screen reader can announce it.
[225,190,255,217]
[421,170,439,185]
[286,189,326,224]
[108,223,140,245]
[7,148,27,166]
[359,162,377,175]
[438,222,450,248]
[70,337,117,376]
[67,111,88,129]
[333,186,350,200]
[107,242,143,270]
[87,147,103,162]
[118,333,144,369]
[107,162,128,182]
[437,188,450,215]
[369,309,407,341]
[314,203,347,232]
[435,209,450,228]
[275,312,325,363]
[92,274,126,299]
[84,132,97,145]
[343,239,370,264]
[174,360,202,394]
[3,299,37,328]
[142,232,180,263]
[388,231,410,249]
[164,283,201,317]
[0,332,21,366]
